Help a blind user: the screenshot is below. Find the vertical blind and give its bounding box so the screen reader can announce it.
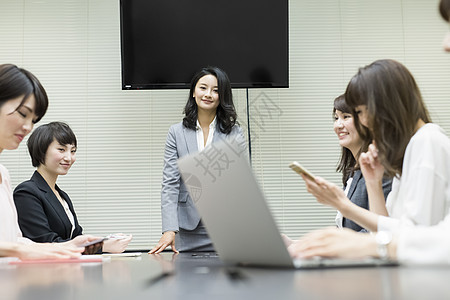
[0,0,449,249]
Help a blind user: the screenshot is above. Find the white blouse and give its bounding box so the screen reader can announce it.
[397,215,450,264]
[335,177,353,228]
[196,117,217,152]
[0,164,31,244]
[59,196,75,238]
[378,123,450,232]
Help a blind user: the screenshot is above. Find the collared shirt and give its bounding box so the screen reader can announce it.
[196,117,217,152]
[335,177,353,228]
[60,197,75,238]
[378,123,450,232]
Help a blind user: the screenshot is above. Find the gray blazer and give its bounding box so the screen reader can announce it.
[161,121,246,232]
[343,170,392,232]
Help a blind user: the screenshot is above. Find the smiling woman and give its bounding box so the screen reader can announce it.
[333,95,364,160]
[0,64,48,244]
[297,59,450,242]
[0,64,47,153]
[0,64,102,260]
[289,0,450,264]
[149,66,247,254]
[0,96,36,151]
[332,95,391,232]
[13,122,132,253]
[193,75,220,112]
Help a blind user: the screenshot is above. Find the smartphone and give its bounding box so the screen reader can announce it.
[289,161,315,180]
[80,237,107,247]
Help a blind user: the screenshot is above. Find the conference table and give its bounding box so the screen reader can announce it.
[1,252,450,300]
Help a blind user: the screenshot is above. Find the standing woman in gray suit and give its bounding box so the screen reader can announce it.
[333,95,392,232]
[150,66,246,253]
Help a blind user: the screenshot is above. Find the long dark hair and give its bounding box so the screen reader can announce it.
[0,64,48,123]
[333,94,371,185]
[183,66,237,134]
[345,59,431,177]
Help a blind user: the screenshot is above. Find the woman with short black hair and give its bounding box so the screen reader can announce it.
[14,121,132,253]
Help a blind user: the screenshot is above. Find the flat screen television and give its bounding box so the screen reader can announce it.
[120,0,289,89]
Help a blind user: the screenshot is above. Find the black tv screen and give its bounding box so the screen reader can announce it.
[120,0,289,89]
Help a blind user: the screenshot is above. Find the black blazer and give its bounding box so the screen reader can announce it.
[14,171,83,242]
[343,170,392,232]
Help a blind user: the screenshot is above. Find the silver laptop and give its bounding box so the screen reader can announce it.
[177,138,396,268]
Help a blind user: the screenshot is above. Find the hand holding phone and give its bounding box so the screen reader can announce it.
[289,161,315,180]
[81,238,107,255]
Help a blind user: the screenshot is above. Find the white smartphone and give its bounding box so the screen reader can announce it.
[289,161,315,180]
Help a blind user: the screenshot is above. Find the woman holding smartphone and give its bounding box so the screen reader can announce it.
[283,95,392,248]
[289,0,450,264]
[300,59,450,233]
[150,66,246,254]
[290,59,450,263]
[332,95,391,232]
[14,121,132,253]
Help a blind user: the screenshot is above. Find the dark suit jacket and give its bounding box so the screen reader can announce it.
[13,171,83,242]
[343,170,392,232]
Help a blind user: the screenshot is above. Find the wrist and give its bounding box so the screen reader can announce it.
[59,240,69,247]
[5,242,22,258]
[365,179,383,189]
[339,198,356,217]
[375,231,393,259]
[387,236,397,259]
[364,235,379,257]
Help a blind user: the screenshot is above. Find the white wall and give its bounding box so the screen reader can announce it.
[0,0,449,249]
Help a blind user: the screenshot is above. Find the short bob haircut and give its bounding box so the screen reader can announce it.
[440,0,450,22]
[333,94,371,185]
[27,121,77,168]
[0,64,48,123]
[345,59,431,177]
[183,66,237,134]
